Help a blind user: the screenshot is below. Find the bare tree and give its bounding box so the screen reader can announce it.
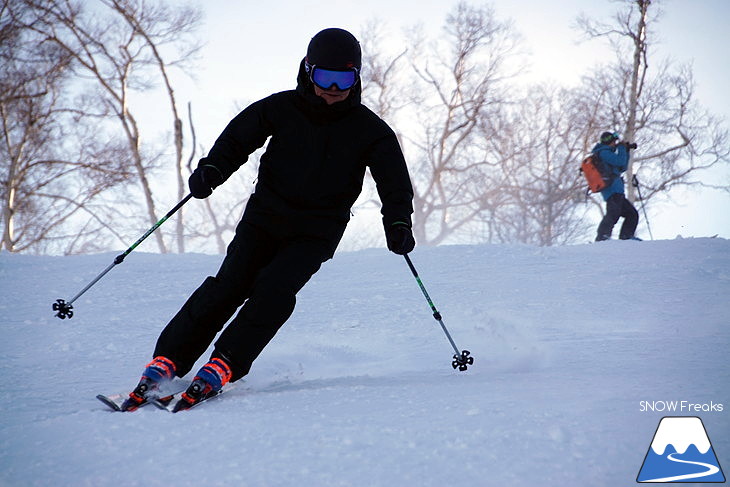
[360,19,410,125]
[401,2,523,245]
[1,1,133,253]
[357,3,526,247]
[487,84,594,246]
[576,0,730,208]
[12,0,202,253]
[103,0,202,252]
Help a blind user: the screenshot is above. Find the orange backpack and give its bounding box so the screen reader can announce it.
[580,153,614,193]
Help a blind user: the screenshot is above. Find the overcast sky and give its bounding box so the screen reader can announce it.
[165,0,729,240]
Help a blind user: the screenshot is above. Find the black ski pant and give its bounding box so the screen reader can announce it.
[153,220,334,382]
[596,193,639,241]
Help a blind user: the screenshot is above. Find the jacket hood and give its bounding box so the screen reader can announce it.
[295,58,361,117]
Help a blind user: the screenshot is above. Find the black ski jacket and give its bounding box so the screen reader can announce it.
[199,59,414,253]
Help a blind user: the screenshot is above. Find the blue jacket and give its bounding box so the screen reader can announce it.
[592,142,629,201]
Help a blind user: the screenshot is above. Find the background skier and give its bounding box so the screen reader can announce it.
[122,27,415,411]
[593,131,640,241]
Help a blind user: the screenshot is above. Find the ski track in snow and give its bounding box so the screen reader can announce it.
[0,238,728,486]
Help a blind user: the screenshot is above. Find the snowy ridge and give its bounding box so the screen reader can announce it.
[1,238,728,486]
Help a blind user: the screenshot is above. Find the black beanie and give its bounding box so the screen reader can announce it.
[306,28,361,70]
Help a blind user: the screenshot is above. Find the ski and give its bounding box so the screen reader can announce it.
[151,384,235,413]
[96,392,178,411]
[96,392,127,411]
[96,382,186,412]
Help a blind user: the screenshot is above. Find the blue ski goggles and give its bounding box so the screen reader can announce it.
[305,62,359,91]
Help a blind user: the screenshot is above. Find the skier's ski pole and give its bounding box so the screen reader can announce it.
[52,193,194,319]
[632,175,654,240]
[403,253,473,371]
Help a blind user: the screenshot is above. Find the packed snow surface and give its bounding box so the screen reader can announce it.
[1,238,728,486]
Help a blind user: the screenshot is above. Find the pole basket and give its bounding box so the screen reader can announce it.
[53,299,73,319]
[452,350,474,371]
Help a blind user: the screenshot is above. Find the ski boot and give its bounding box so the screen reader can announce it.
[172,357,232,413]
[121,356,176,411]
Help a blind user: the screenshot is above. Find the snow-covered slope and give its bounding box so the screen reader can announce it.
[1,238,728,486]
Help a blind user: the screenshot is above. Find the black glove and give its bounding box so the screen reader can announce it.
[621,141,638,150]
[188,164,224,199]
[386,222,415,255]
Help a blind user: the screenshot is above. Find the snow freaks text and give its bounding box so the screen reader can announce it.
[639,401,724,413]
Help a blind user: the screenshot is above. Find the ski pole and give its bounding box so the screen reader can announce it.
[632,175,654,240]
[403,253,473,371]
[52,193,194,319]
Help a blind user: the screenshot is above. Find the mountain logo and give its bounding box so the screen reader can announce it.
[637,416,725,483]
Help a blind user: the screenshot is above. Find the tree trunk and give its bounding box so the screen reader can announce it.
[624,0,650,203]
[1,158,17,252]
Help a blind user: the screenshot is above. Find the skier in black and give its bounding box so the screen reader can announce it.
[122,28,415,411]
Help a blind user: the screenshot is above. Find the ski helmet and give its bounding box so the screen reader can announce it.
[600,131,620,144]
[306,28,361,71]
